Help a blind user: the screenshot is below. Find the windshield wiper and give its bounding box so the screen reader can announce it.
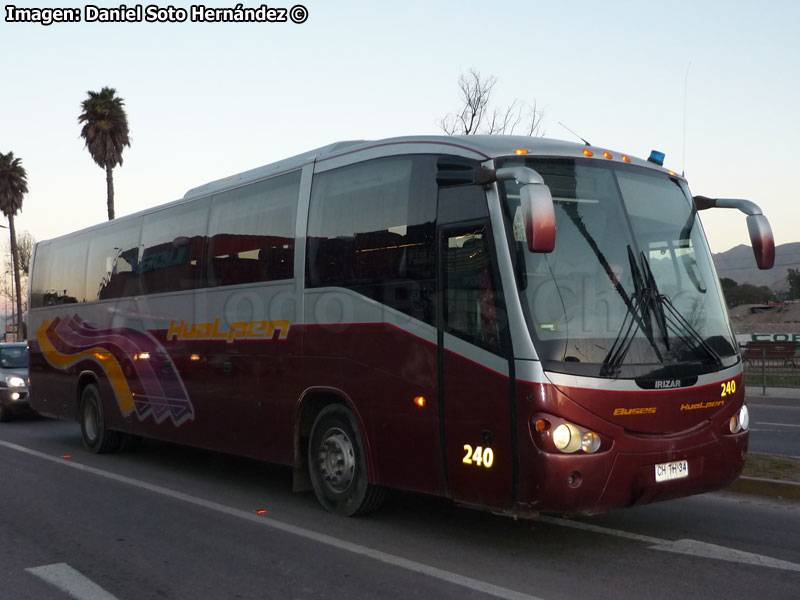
[639,252,670,347]
[600,247,663,377]
[640,250,723,367]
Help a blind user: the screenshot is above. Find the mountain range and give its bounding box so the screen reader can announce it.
[712,242,800,291]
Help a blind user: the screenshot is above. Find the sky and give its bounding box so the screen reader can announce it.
[2,0,799,259]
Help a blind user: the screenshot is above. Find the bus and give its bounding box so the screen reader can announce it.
[28,135,774,516]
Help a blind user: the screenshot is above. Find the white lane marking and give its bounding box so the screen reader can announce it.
[1,440,543,600]
[650,539,800,572]
[26,563,120,600]
[536,515,800,572]
[755,422,800,428]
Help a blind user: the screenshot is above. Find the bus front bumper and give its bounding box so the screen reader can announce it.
[516,431,748,515]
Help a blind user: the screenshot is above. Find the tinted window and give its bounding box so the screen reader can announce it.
[30,242,51,309]
[32,234,90,306]
[443,223,509,353]
[306,156,437,324]
[206,170,299,287]
[85,218,142,300]
[139,200,209,295]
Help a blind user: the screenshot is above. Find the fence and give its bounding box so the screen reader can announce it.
[741,342,800,392]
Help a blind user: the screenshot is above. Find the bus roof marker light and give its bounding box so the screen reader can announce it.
[582,149,594,157]
[622,155,631,163]
[514,148,530,155]
[648,150,665,166]
[603,151,613,160]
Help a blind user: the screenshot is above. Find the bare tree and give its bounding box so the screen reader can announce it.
[438,69,544,136]
[6,230,34,276]
[3,231,34,322]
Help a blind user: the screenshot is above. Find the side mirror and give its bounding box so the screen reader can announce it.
[521,183,556,253]
[495,166,556,253]
[693,196,775,270]
[746,214,775,269]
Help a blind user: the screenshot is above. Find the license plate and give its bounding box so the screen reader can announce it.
[655,460,689,482]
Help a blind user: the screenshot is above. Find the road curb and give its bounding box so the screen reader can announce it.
[727,476,800,499]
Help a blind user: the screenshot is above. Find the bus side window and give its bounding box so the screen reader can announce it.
[306,156,437,325]
[443,224,509,355]
[139,200,209,295]
[85,217,143,301]
[33,235,90,306]
[206,170,299,288]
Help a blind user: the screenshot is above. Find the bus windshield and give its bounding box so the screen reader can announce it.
[500,157,738,379]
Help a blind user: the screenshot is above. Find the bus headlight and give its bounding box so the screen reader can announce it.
[729,405,750,433]
[739,405,750,430]
[553,423,581,453]
[581,431,601,453]
[552,422,601,454]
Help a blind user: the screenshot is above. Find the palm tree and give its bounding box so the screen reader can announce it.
[0,152,28,340]
[78,87,131,220]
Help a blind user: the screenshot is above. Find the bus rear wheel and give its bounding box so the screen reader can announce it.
[80,383,123,454]
[308,405,385,516]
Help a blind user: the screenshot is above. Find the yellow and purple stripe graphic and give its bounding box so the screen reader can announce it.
[37,315,195,426]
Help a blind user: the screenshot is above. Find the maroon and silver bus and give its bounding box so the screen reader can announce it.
[28,135,774,516]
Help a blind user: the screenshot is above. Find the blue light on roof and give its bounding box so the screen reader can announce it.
[648,150,665,166]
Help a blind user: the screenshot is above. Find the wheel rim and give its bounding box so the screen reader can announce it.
[84,398,99,443]
[316,427,356,493]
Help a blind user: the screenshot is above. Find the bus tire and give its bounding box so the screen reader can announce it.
[80,383,123,454]
[308,404,385,516]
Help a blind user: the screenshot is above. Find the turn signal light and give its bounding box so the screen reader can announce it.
[414,396,426,407]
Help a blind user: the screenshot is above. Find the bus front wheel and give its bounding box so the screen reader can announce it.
[308,405,385,516]
[80,384,123,454]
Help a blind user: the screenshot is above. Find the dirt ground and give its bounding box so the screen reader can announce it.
[729,302,800,334]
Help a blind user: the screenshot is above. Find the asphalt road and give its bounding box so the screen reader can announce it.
[2,417,799,600]
[748,401,800,457]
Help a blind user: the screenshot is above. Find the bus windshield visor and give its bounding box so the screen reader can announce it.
[500,158,738,379]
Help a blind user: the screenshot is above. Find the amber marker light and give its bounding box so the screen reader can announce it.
[190,354,201,361]
[582,149,594,157]
[414,396,426,407]
[514,148,530,155]
[535,419,550,432]
[622,155,631,163]
[603,151,613,160]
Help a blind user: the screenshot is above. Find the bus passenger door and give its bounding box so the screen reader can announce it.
[438,185,515,509]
